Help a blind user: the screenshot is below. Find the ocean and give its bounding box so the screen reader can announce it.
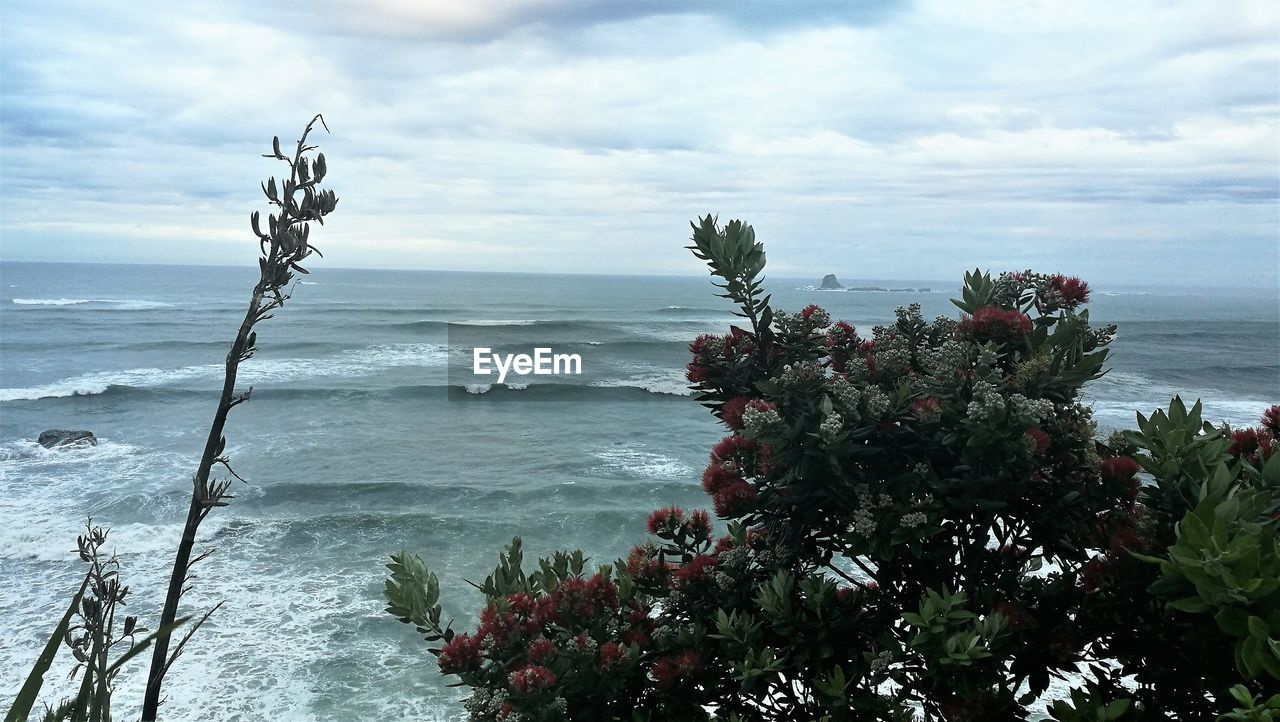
[0,261,1276,720]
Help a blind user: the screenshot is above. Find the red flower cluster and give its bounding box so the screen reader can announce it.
[651,650,702,688]
[826,320,857,346]
[646,506,685,534]
[911,396,941,421]
[687,330,754,385]
[1263,405,1280,435]
[647,505,712,542]
[961,307,1033,343]
[550,573,620,621]
[475,593,551,652]
[1050,274,1090,309]
[825,321,860,373]
[1024,427,1051,455]
[992,601,1032,632]
[719,396,753,430]
[597,641,626,671]
[1081,555,1115,594]
[685,363,709,383]
[1099,456,1140,483]
[1229,427,1275,465]
[711,434,755,463]
[712,477,759,518]
[509,664,555,695]
[1100,456,1141,501]
[799,304,831,328]
[625,545,664,581]
[437,632,484,674]
[527,637,557,664]
[702,462,740,494]
[673,553,719,586]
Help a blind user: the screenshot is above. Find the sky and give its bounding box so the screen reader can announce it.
[1,0,1277,287]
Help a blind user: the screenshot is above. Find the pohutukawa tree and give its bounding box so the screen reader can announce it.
[386,216,1278,721]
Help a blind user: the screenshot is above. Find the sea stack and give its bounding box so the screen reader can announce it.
[819,274,843,290]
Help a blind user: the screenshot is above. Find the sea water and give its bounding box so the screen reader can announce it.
[1,262,1276,719]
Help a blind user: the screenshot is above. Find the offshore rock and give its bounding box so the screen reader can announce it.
[819,274,843,290]
[37,429,98,448]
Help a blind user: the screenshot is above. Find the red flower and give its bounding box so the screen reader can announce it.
[1099,456,1140,484]
[712,479,759,518]
[477,603,518,649]
[1228,427,1273,464]
[509,664,555,695]
[674,553,718,585]
[911,396,941,420]
[622,628,650,649]
[703,464,742,493]
[532,594,559,627]
[586,572,620,610]
[1108,521,1150,555]
[549,577,595,620]
[1024,427,1051,455]
[675,649,702,672]
[755,442,775,477]
[1082,555,1115,594]
[646,506,685,534]
[992,601,1032,632]
[962,307,1033,342]
[689,334,718,356]
[505,592,535,616]
[688,509,712,539]
[651,658,677,687]
[1262,406,1280,435]
[651,650,702,688]
[713,535,735,555]
[719,396,753,430]
[799,304,831,328]
[711,434,755,462]
[685,363,709,383]
[598,641,626,671]
[437,633,483,674]
[1051,274,1090,308]
[826,320,857,346]
[527,637,557,664]
[625,546,661,579]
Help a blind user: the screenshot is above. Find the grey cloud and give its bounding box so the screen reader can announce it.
[0,0,1276,289]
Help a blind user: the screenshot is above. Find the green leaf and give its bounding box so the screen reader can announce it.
[1167,596,1211,614]
[1249,616,1271,639]
[6,574,88,722]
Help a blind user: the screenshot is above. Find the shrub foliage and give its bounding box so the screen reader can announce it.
[387,216,1278,721]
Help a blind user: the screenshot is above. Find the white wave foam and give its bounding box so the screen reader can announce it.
[10,298,175,309]
[592,371,692,397]
[505,382,529,390]
[465,383,491,394]
[11,297,92,305]
[1083,369,1272,430]
[452,319,540,326]
[590,445,693,480]
[0,344,450,401]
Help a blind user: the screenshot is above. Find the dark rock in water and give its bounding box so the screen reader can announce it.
[38,429,98,448]
[819,274,843,290]
[918,287,932,293]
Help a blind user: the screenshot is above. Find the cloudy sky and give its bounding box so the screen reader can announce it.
[1,1,1277,286]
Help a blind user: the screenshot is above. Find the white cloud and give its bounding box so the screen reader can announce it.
[1,0,1276,287]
